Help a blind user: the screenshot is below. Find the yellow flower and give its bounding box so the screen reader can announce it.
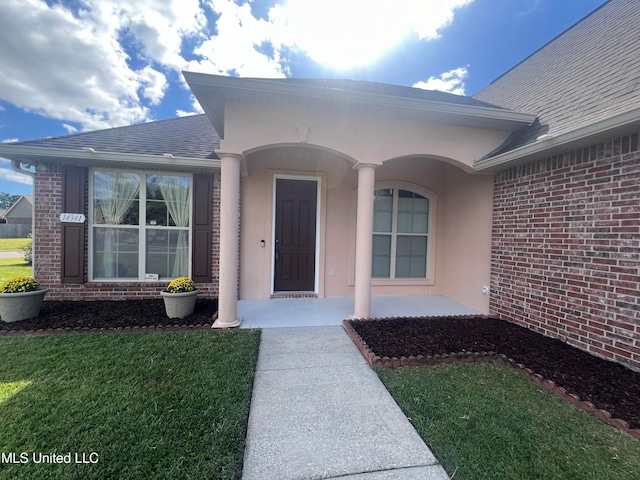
[0,276,40,293]
[165,277,196,293]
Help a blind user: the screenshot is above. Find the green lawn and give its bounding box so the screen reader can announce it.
[0,238,30,251]
[0,258,32,280]
[379,362,640,480]
[0,330,261,480]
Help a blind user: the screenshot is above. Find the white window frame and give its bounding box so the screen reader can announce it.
[88,168,193,282]
[347,181,437,287]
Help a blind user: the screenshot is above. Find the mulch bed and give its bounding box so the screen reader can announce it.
[344,316,640,436]
[0,298,218,333]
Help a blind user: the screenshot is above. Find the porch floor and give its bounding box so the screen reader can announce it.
[238,295,479,329]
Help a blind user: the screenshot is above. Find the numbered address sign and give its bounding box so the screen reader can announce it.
[60,213,86,223]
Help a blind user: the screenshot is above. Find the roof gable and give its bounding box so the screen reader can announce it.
[185,73,536,139]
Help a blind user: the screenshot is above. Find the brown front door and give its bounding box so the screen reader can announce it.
[274,179,317,292]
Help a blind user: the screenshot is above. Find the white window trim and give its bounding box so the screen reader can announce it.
[88,168,193,282]
[373,187,431,279]
[348,180,437,287]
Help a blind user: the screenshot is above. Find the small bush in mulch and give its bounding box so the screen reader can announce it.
[346,316,640,431]
[0,298,218,332]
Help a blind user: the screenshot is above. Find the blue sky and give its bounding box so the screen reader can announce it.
[0,0,608,195]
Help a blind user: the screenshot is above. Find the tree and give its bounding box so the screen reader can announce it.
[0,193,21,209]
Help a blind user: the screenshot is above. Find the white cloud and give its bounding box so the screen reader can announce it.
[413,67,468,95]
[0,167,33,186]
[280,0,473,67]
[184,0,287,78]
[176,95,205,117]
[0,0,474,135]
[136,66,168,105]
[62,124,77,134]
[1,138,18,144]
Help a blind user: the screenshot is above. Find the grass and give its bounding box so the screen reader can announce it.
[0,238,30,251]
[0,238,31,280]
[0,329,261,480]
[0,258,32,280]
[379,362,640,480]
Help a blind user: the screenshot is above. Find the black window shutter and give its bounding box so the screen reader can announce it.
[62,166,86,283]
[192,174,213,283]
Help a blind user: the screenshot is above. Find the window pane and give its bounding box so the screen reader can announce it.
[373,189,393,232]
[93,227,139,278]
[93,171,140,225]
[397,191,429,234]
[146,200,169,226]
[372,235,391,278]
[147,175,191,228]
[395,236,427,278]
[146,229,189,278]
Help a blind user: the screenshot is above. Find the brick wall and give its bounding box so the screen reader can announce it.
[491,133,640,370]
[34,163,221,300]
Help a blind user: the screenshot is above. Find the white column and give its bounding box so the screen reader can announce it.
[353,163,377,319]
[213,153,242,328]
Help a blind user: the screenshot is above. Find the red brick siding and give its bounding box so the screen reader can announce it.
[33,163,220,300]
[491,133,640,370]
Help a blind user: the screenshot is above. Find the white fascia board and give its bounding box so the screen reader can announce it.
[475,107,640,171]
[183,72,537,130]
[0,145,221,170]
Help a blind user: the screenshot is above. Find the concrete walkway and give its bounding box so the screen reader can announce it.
[0,250,23,259]
[241,326,449,479]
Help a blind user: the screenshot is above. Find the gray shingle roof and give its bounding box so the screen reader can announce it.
[273,78,506,109]
[13,114,219,159]
[473,0,640,155]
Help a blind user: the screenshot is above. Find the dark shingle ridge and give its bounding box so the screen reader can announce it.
[14,114,219,159]
[256,77,507,110]
[473,0,638,156]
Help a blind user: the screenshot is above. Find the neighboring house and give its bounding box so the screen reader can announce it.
[0,0,637,369]
[2,195,33,225]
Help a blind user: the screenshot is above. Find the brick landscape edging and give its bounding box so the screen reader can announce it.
[343,318,640,441]
[0,323,213,337]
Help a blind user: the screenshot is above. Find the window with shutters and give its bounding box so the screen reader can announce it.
[89,169,192,281]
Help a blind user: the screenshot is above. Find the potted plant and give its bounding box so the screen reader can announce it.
[160,277,199,319]
[0,276,49,322]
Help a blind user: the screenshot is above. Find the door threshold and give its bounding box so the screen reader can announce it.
[270,292,318,299]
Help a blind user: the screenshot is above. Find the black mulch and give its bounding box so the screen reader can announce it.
[0,298,218,332]
[348,317,640,430]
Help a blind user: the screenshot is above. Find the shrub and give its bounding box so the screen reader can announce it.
[21,234,32,265]
[0,276,40,293]
[165,277,196,293]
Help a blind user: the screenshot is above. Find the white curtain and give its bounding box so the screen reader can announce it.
[158,176,190,277]
[95,173,139,277]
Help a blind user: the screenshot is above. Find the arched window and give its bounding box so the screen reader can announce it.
[372,188,430,278]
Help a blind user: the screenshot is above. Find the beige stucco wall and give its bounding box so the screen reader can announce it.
[239,149,494,313]
[230,101,500,312]
[440,164,494,313]
[221,102,511,172]
[239,148,355,299]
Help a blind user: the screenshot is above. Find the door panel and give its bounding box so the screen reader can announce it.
[274,179,317,291]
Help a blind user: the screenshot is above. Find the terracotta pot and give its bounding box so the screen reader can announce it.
[0,287,49,323]
[160,289,199,319]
